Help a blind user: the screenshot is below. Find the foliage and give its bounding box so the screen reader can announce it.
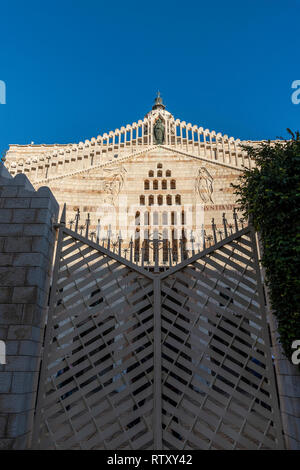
[233,130,300,364]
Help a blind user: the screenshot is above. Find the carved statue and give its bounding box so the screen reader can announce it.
[102,165,127,205]
[153,118,165,144]
[195,167,214,203]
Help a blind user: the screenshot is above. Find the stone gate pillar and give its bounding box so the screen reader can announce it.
[0,165,59,449]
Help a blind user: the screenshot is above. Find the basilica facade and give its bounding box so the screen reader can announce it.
[3,93,266,256]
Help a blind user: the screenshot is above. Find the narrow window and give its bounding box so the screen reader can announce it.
[144,230,149,262]
[144,211,149,225]
[144,180,150,190]
[163,229,168,262]
[171,211,177,225]
[171,180,176,189]
[153,180,158,190]
[175,194,181,205]
[181,210,185,225]
[135,211,140,225]
[162,179,167,190]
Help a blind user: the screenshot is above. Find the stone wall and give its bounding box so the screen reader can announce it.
[31,148,242,243]
[269,314,300,449]
[0,165,58,449]
[258,249,300,450]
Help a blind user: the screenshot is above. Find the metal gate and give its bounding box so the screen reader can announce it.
[32,209,284,449]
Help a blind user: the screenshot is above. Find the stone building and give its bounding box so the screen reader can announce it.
[1,94,299,450]
[3,93,270,257]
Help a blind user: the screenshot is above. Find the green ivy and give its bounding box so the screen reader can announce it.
[232,130,300,364]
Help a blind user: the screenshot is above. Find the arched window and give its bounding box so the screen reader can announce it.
[144,180,150,190]
[175,194,181,205]
[166,170,171,177]
[135,211,140,225]
[157,170,162,177]
[153,212,159,225]
[167,195,172,205]
[140,195,145,205]
[144,230,149,262]
[149,195,154,206]
[162,212,168,225]
[153,180,158,190]
[163,229,168,262]
[181,210,185,225]
[158,195,163,206]
[162,179,167,190]
[157,163,163,168]
[171,211,177,225]
[144,211,149,225]
[149,170,154,177]
[171,180,176,190]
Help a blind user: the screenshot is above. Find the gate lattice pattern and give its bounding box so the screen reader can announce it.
[160,231,283,449]
[32,216,284,449]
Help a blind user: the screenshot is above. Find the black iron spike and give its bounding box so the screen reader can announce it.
[96,219,100,243]
[141,246,145,267]
[129,237,133,262]
[222,213,228,238]
[118,231,122,256]
[211,218,217,244]
[233,207,238,232]
[85,213,90,238]
[107,226,111,251]
[74,208,80,232]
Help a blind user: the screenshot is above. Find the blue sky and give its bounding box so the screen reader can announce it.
[0,0,299,157]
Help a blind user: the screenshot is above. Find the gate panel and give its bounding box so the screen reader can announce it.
[160,228,284,449]
[33,219,284,450]
[33,226,155,449]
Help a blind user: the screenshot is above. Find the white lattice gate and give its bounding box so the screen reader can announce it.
[32,212,284,449]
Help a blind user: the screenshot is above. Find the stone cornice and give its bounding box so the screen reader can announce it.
[32,144,246,188]
[32,146,157,187]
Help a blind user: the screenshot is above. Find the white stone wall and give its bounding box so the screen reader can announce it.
[0,166,58,449]
[269,315,300,449]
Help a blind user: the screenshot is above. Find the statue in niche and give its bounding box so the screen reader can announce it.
[195,167,214,203]
[153,118,165,144]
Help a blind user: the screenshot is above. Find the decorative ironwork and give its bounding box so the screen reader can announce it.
[32,206,284,449]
